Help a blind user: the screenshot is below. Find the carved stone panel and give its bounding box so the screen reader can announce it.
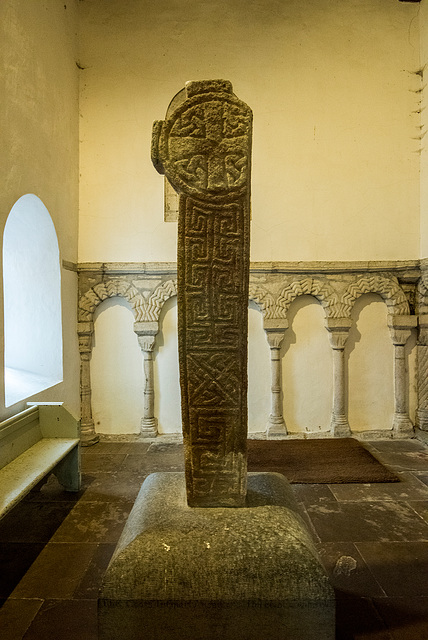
[152,80,252,506]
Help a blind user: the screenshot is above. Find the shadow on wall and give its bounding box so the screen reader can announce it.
[90,296,273,436]
[91,297,144,435]
[348,293,395,432]
[281,295,333,434]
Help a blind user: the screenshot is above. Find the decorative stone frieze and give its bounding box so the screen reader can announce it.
[276,277,340,319]
[388,315,418,436]
[142,280,177,322]
[77,259,421,441]
[263,318,288,437]
[341,274,410,318]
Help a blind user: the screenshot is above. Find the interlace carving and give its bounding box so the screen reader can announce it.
[152,80,252,507]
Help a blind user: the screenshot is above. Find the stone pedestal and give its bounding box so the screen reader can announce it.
[98,472,335,640]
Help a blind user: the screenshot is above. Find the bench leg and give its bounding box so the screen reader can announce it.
[53,446,81,491]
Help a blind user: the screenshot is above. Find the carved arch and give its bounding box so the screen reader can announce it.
[78,279,143,322]
[136,279,178,322]
[248,281,278,318]
[78,277,179,324]
[341,275,409,317]
[275,277,339,319]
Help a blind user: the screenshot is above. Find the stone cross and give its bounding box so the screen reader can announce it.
[152,80,252,507]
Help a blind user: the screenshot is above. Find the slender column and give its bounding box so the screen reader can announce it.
[388,315,418,437]
[78,321,99,446]
[416,314,428,431]
[134,322,159,438]
[325,318,352,437]
[264,319,288,438]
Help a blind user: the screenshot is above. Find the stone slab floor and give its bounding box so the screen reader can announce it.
[0,437,428,639]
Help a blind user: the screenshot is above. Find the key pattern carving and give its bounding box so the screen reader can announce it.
[153,80,252,506]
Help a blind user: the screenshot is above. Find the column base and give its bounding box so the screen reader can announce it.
[330,414,351,438]
[392,414,414,438]
[140,417,158,438]
[80,421,100,447]
[266,415,287,439]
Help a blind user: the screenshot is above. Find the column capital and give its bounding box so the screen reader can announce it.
[134,321,159,352]
[388,315,417,345]
[133,321,159,336]
[325,317,353,350]
[263,318,288,349]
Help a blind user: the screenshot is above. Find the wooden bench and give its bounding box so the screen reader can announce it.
[0,402,81,520]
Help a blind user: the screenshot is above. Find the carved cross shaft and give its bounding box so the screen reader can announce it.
[152,80,252,507]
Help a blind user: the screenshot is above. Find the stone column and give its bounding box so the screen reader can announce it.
[78,321,99,446]
[416,314,428,431]
[264,319,288,438]
[134,322,159,438]
[388,315,418,437]
[325,318,353,437]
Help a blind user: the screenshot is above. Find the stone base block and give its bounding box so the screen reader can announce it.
[98,472,335,640]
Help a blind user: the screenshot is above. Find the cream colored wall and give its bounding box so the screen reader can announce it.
[91,298,144,435]
[90,297,272,435]
[282,297,333,434]
[420,0,428,258]
[79,0,420,437]
[78,0,420,263]
[0,0,80,419]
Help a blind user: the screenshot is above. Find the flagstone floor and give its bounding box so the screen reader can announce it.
[0,437,428,639]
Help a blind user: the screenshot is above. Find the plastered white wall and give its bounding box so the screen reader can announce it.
[420,0,428,258]
[91,298,144,435]
[0,0,80,419]
[91,297,271,435]
[247,303,271,434]
[154,298,180,434]
[2,2,420,436]
[347,293,417,432]
[78,0,420,436]
[78,0,421,264]
[282,297,333,434]
[347,295,395,432]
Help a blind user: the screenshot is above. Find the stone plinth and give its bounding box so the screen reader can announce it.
[98,472,335,640]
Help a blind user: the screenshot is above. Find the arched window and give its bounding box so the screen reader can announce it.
[3,194,63,407]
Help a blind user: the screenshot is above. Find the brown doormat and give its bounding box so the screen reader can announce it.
[247,438,399,484]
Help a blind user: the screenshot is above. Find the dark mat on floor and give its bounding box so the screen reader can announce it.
[247,438,399,483]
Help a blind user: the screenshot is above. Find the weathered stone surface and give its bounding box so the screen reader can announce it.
[152,80,252,506]
[98,471,335,640]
